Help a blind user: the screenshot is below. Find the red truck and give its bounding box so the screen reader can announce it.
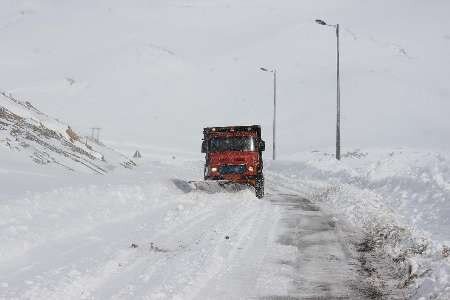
[200,125,266,198]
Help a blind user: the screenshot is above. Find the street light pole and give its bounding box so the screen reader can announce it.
[316,19,341,160]
[260,67,277,160]
[336,24,341,160]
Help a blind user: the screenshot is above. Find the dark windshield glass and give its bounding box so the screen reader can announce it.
[209,137,256,152]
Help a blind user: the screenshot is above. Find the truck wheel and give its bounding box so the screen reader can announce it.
[203,165,208,180]
[255,175,264,199]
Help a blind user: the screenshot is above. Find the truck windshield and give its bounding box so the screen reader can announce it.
[209,137,256,152]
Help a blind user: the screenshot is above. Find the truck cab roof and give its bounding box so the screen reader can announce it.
[203,125,261,137]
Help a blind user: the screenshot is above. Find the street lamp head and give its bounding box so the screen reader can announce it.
[315,19,327,26]
[260,67,275,73]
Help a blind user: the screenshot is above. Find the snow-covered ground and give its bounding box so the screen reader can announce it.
[1,158,352,299]
[1,149,449,299]
[0,0,449,298]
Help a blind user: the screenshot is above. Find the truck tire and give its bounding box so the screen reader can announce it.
[255,175,264,199]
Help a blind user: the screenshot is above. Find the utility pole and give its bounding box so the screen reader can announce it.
[90,127,101,143]
[335,24,341,160]
[273,70,277,161]
[316,19,341,160]
[260,67,277,160]
[97,128,101,142]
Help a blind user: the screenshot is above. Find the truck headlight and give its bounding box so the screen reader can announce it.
[248,166,254,172]
[211,167,218,172]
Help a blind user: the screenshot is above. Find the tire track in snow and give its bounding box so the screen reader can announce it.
[21,192,257,300]
[189,196,280,299]
[4,190,249,299]
[265,169,408,299]
[95,196,254,299]
[133,196,266,299]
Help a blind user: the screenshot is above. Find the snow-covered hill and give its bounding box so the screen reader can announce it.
[0,92,135,174]
[1,0,449,153]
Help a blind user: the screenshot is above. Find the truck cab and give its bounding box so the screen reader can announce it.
[201,125,265,198]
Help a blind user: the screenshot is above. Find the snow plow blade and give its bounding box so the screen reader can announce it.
[189,180,250,193]
[172,179,251,194]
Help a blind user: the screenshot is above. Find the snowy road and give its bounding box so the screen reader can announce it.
[0,173,376,300]
[1,154,448,299]
[268,193,362,299]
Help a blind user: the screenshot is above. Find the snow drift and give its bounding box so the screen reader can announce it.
[272,149,450,299]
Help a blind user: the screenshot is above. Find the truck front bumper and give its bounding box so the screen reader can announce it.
[204,175,260,187]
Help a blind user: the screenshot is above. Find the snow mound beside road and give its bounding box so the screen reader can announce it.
[275,149,450,299]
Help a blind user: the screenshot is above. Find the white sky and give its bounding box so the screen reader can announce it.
[1,0,449,156]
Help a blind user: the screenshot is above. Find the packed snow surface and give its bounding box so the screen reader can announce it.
[1,159,366,299]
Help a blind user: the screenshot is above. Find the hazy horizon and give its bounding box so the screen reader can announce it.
[1,0,449,156]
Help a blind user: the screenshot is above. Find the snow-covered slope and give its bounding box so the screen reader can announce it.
[0,92,135,174]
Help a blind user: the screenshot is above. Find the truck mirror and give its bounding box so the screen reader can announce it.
[201,141,207,153]
[259,140,265,151]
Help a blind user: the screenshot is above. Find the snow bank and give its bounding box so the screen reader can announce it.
[273,149,450,299]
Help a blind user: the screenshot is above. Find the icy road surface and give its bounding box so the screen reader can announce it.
[0,167,378,299]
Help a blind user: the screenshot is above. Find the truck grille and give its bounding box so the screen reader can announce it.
[219,165,246,175]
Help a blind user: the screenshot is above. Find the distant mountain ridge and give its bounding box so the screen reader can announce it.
[0,91,135,174]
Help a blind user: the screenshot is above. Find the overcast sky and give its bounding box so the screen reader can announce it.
[1,0,449,156]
